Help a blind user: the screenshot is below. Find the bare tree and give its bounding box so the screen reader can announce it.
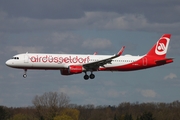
[32,92,70,120]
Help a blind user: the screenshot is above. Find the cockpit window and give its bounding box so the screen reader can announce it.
[12,57,19,60]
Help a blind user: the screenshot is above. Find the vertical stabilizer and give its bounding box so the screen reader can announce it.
[146,34,171,58]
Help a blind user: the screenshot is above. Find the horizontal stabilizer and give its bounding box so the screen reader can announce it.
[155,58,173,65]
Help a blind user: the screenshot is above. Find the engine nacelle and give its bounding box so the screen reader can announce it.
[60,69,71,75]
[60,65,84,75]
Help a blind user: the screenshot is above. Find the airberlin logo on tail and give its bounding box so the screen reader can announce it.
[155,37,169,55]
[157,43,166,51]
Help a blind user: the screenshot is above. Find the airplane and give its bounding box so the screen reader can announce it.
[6,34,173,80]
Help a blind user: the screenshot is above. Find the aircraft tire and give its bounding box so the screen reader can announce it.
[23,74,27,78]
[90,74,95,79]
[84,74,89,80]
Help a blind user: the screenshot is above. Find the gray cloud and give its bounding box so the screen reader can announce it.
[10,46,44,53]
[0,0,84,19]
[1,11,180,34]
[1,0,179,23]
[164,73,177,80]
[139,89,157,98]
[82,38,112,50]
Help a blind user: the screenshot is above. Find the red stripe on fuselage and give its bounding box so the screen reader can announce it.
[99,56,173,71]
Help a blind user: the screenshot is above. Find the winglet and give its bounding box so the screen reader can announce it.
[117,46,125,56]
[93,52,97,55]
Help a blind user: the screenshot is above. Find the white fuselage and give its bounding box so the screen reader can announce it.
[6,53,143,70]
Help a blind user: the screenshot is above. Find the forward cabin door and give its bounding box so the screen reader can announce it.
[24,53,29,63]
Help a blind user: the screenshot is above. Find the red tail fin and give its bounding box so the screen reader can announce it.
[146,34,171,58]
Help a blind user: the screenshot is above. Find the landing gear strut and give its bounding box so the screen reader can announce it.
[83,72,95,80]
[23,69,27,78]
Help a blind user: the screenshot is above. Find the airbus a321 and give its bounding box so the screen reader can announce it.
[6,34,173,80]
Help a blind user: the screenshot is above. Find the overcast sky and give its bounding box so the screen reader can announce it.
[0,0,180,107]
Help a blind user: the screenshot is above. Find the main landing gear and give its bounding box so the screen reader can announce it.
[84,72,95,80]
[23,69,27,78]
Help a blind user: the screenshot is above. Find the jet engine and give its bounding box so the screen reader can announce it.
[60,65,84,75]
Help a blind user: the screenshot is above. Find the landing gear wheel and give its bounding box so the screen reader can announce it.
[23,69,27,78]
[84,74,89,80]
[90,74,95,79]
[23,74,27,78]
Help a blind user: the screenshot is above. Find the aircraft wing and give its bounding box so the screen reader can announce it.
[83,46,125,71]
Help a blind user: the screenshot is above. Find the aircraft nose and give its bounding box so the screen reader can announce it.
[5,60,11,66]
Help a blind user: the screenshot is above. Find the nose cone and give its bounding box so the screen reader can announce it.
[5,60,11,66]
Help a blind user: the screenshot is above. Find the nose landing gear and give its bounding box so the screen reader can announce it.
[23,69,27,78]
[23,74,27,78]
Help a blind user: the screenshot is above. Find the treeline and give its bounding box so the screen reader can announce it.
[0,92,180,120]
[76,101,180,120]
